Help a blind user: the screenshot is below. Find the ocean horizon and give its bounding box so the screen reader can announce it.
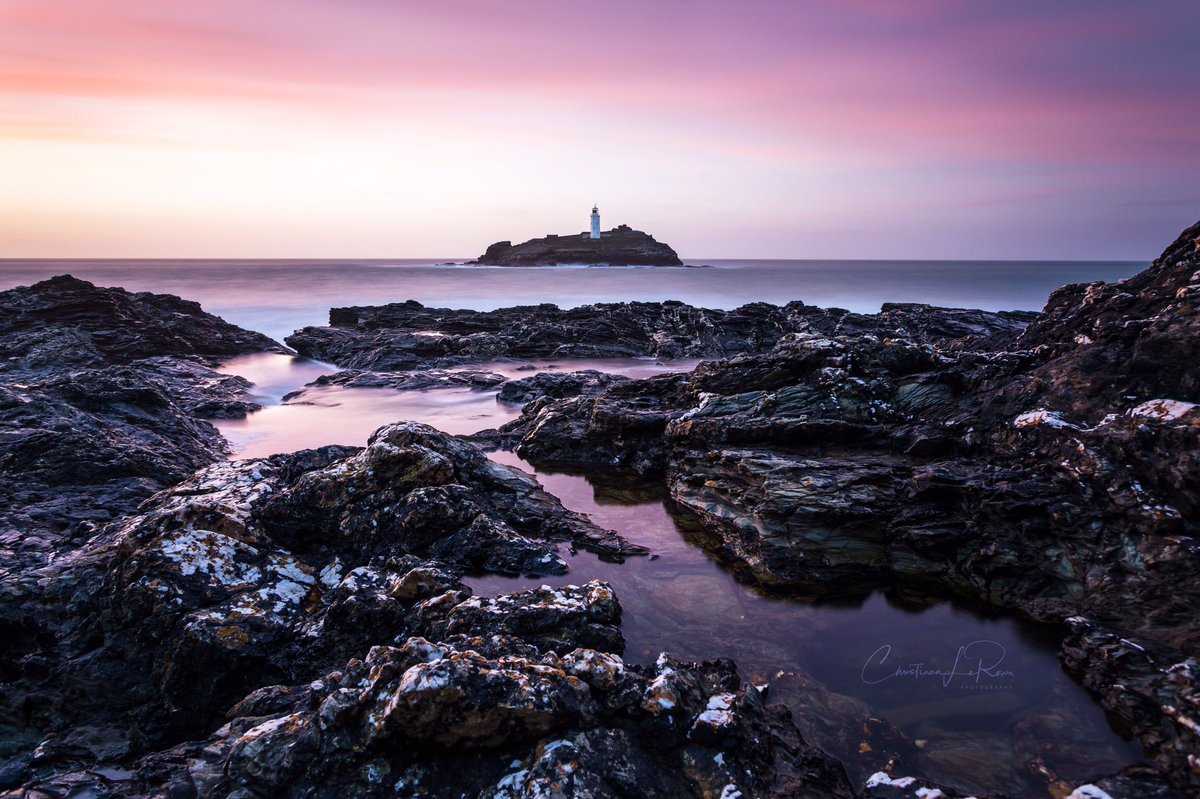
[0,257,1145,343]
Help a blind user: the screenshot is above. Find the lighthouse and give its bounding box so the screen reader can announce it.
[590,205,601,239]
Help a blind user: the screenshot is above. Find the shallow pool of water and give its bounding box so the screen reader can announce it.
[213,353,699,459]
[474,453,1142,795]
[211,352,1144,796]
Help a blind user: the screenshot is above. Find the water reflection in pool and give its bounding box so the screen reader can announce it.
[475,452,1142,796]
[213,353,699,459]
[212,352,1143,796]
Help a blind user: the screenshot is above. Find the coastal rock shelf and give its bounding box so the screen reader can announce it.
[0,421,849,798]
[0,276,284,576]
[285,296,1035,372]
[468,224,684,266]
[1,221,1198,798]
[498,221,1200,793]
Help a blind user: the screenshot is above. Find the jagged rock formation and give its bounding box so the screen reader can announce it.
[0,276,284,577]
[497,369,630,406]
[0,422,851,798]
[468,224,683,266]
[285,297,1034,372]
[499,221,1200,793]
[0,274,281,369]
[4,219,1199,797]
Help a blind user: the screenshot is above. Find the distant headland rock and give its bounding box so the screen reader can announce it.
[469,213,684,266]
[470,224,684,266]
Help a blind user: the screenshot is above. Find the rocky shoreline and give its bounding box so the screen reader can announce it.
[283,296,1035,372]
[0,276,285,576]
[489,223,1200,793]
[1,221,1197,798]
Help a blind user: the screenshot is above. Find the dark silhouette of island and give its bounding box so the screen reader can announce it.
[469,223,684,266]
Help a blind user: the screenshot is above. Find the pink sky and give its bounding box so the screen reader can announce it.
[1,0,1197,258]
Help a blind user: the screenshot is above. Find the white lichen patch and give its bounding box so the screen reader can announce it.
[674,391,719,424]
[489,767,530,796]
[398,662,455,693]
[139,458,280,537]
[865,771,916,788]
[694,692,736,728]
[400,637,449,665]
[1013,409,1078,430]
[642,654,681,713]
[453,581,610,619]
[777,332,845,353]
[1129,398,1198,423]
[318,559,344,590]
[261,579,311,613]
[157,529,262,587]
[268,555,316,587]
[561,648,624,690]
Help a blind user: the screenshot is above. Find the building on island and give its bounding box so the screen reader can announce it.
[590,205,601,239]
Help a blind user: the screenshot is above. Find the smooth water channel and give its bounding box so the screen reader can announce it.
[215,353,1143,797]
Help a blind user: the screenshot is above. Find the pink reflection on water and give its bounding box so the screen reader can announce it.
[472,452,1144,795]
[206,354,1141,794]
[212,353,701,460]
[215,385,521,459]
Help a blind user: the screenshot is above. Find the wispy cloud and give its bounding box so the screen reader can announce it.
[1,0,1197,257]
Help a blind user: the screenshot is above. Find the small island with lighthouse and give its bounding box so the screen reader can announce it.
[467,205,685,266]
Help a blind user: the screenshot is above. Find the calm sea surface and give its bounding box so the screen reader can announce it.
[0,258,1144,343]
[1,257,1149,793]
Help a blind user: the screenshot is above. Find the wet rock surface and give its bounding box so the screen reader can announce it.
[496,369,630,406]
[0,421,851,799]
[0,274,282,370]
[285,295,1033,373]
[0,276,284,573]
[280,368,508,404]
[503,221,1200,793]
[0,275,290,791]
[4,216,1200,798]
[468,224,684,266]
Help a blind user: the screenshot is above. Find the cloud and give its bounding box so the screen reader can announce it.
[1,0,1196,257]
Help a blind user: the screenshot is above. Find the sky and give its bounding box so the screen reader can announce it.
[1,0,1198,259]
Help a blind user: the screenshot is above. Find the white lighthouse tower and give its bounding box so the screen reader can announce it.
[590,205,601,239]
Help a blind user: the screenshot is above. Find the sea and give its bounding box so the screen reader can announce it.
[0,258,1145,343]
[0,257,1151,794]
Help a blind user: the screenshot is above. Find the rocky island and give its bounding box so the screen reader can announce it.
[1,220,1199,798]
[469,208,684,266]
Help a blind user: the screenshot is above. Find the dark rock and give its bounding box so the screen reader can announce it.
[0,274,282,369]
[86,638,855,799]
[0,278,283,577]
[497,368,629,405]
[0,423,653,777]
[1,419,852,798]
[286,296,1033,380]
[501,220,1200,793]
[300,367,507,393]
[468,224,684,266]
[6,220,1200,798]
[286,299,776,371]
